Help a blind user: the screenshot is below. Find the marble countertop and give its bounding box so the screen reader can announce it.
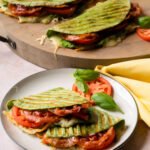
[0,40,150,150]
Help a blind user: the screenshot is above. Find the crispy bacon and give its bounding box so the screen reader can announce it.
[50,105,81,117]
[8,3,78,17]
[21,109,60,124]
[42,127,115,149]
[72,110,89,120]
[8,4,42,16]
[43,134,78,148]
[12,106,60,128]
[45,5,77,16]
[63,33,100,45]
[49,101,94,118]
[128,3,142,19]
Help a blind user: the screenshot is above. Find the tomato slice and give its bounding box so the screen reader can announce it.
[136,28,150,41]
[77,127,115,150]
[11,106,60,128]
[46,5,77,16]
[8,4,42,16]
[72,77,113,100]
[63,33,99,45]
[12,106,41,128]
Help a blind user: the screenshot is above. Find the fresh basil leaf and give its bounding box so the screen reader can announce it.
[7,100,15,110]
[47,30,57,38]
[138,16,150,29]
[74,69,99,81]
[92,93,123,114]
[75,78,89,93]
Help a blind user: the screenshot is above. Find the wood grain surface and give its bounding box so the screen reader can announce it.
[0,0,150,69]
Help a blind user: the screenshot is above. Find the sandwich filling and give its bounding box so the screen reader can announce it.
[10,102,94,129]
[0,0,84,23]
[8,3,79,17]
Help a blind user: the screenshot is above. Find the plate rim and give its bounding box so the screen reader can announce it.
[0,68,138,150]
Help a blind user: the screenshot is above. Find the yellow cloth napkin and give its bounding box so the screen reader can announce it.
[95,59,150,127]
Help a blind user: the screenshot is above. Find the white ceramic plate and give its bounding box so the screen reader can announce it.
[1,68,138,150]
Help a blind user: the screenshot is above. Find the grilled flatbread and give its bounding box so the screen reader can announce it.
[4,88,92,134]
[46,0,141,50]
[46,107,123,138]
[47,0,130,34]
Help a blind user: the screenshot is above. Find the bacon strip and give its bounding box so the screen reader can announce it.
[49,101,94,119]
[22,110,60,124]
[12,106,60,128]
[8,4,42,16]
[8,3,78,17]
[42,135,78,148]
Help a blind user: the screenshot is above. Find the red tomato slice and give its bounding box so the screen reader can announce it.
[63,33,99,45]
[46,5,77,16]
[8,4,42,16]
[137,28,150,41]
[11,106,60,128]
[12,106,41,128]
[77,127,115,150]
[72,77,113,100]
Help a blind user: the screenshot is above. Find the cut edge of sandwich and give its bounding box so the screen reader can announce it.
[3,111,51,135]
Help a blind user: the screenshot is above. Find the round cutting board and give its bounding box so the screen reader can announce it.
[0,0,150,69]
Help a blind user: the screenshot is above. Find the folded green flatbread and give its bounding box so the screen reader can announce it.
[46,0,140,50]
[4,87,92,135]
[47,0,130,34]
[7,87,88,110]
[46,107,123,138]
[3,0,78,7]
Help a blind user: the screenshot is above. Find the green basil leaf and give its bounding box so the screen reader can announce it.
[92,93,123,114]
[75,78,89,93]
[47,30,57,38]
[74,69,99,81]
[7,100,15,110]
[138,16,150,29]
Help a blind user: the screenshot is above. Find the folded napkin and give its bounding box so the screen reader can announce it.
[95,59,150,127]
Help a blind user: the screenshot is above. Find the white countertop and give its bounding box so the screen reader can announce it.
[0,42,150,150]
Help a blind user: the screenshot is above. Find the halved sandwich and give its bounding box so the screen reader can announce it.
[0,0,85,23]
[39,107,124,149]
[46,0,142,50]
[4,87,94,134]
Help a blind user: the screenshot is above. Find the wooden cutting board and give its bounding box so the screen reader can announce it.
[0,0,150,69]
